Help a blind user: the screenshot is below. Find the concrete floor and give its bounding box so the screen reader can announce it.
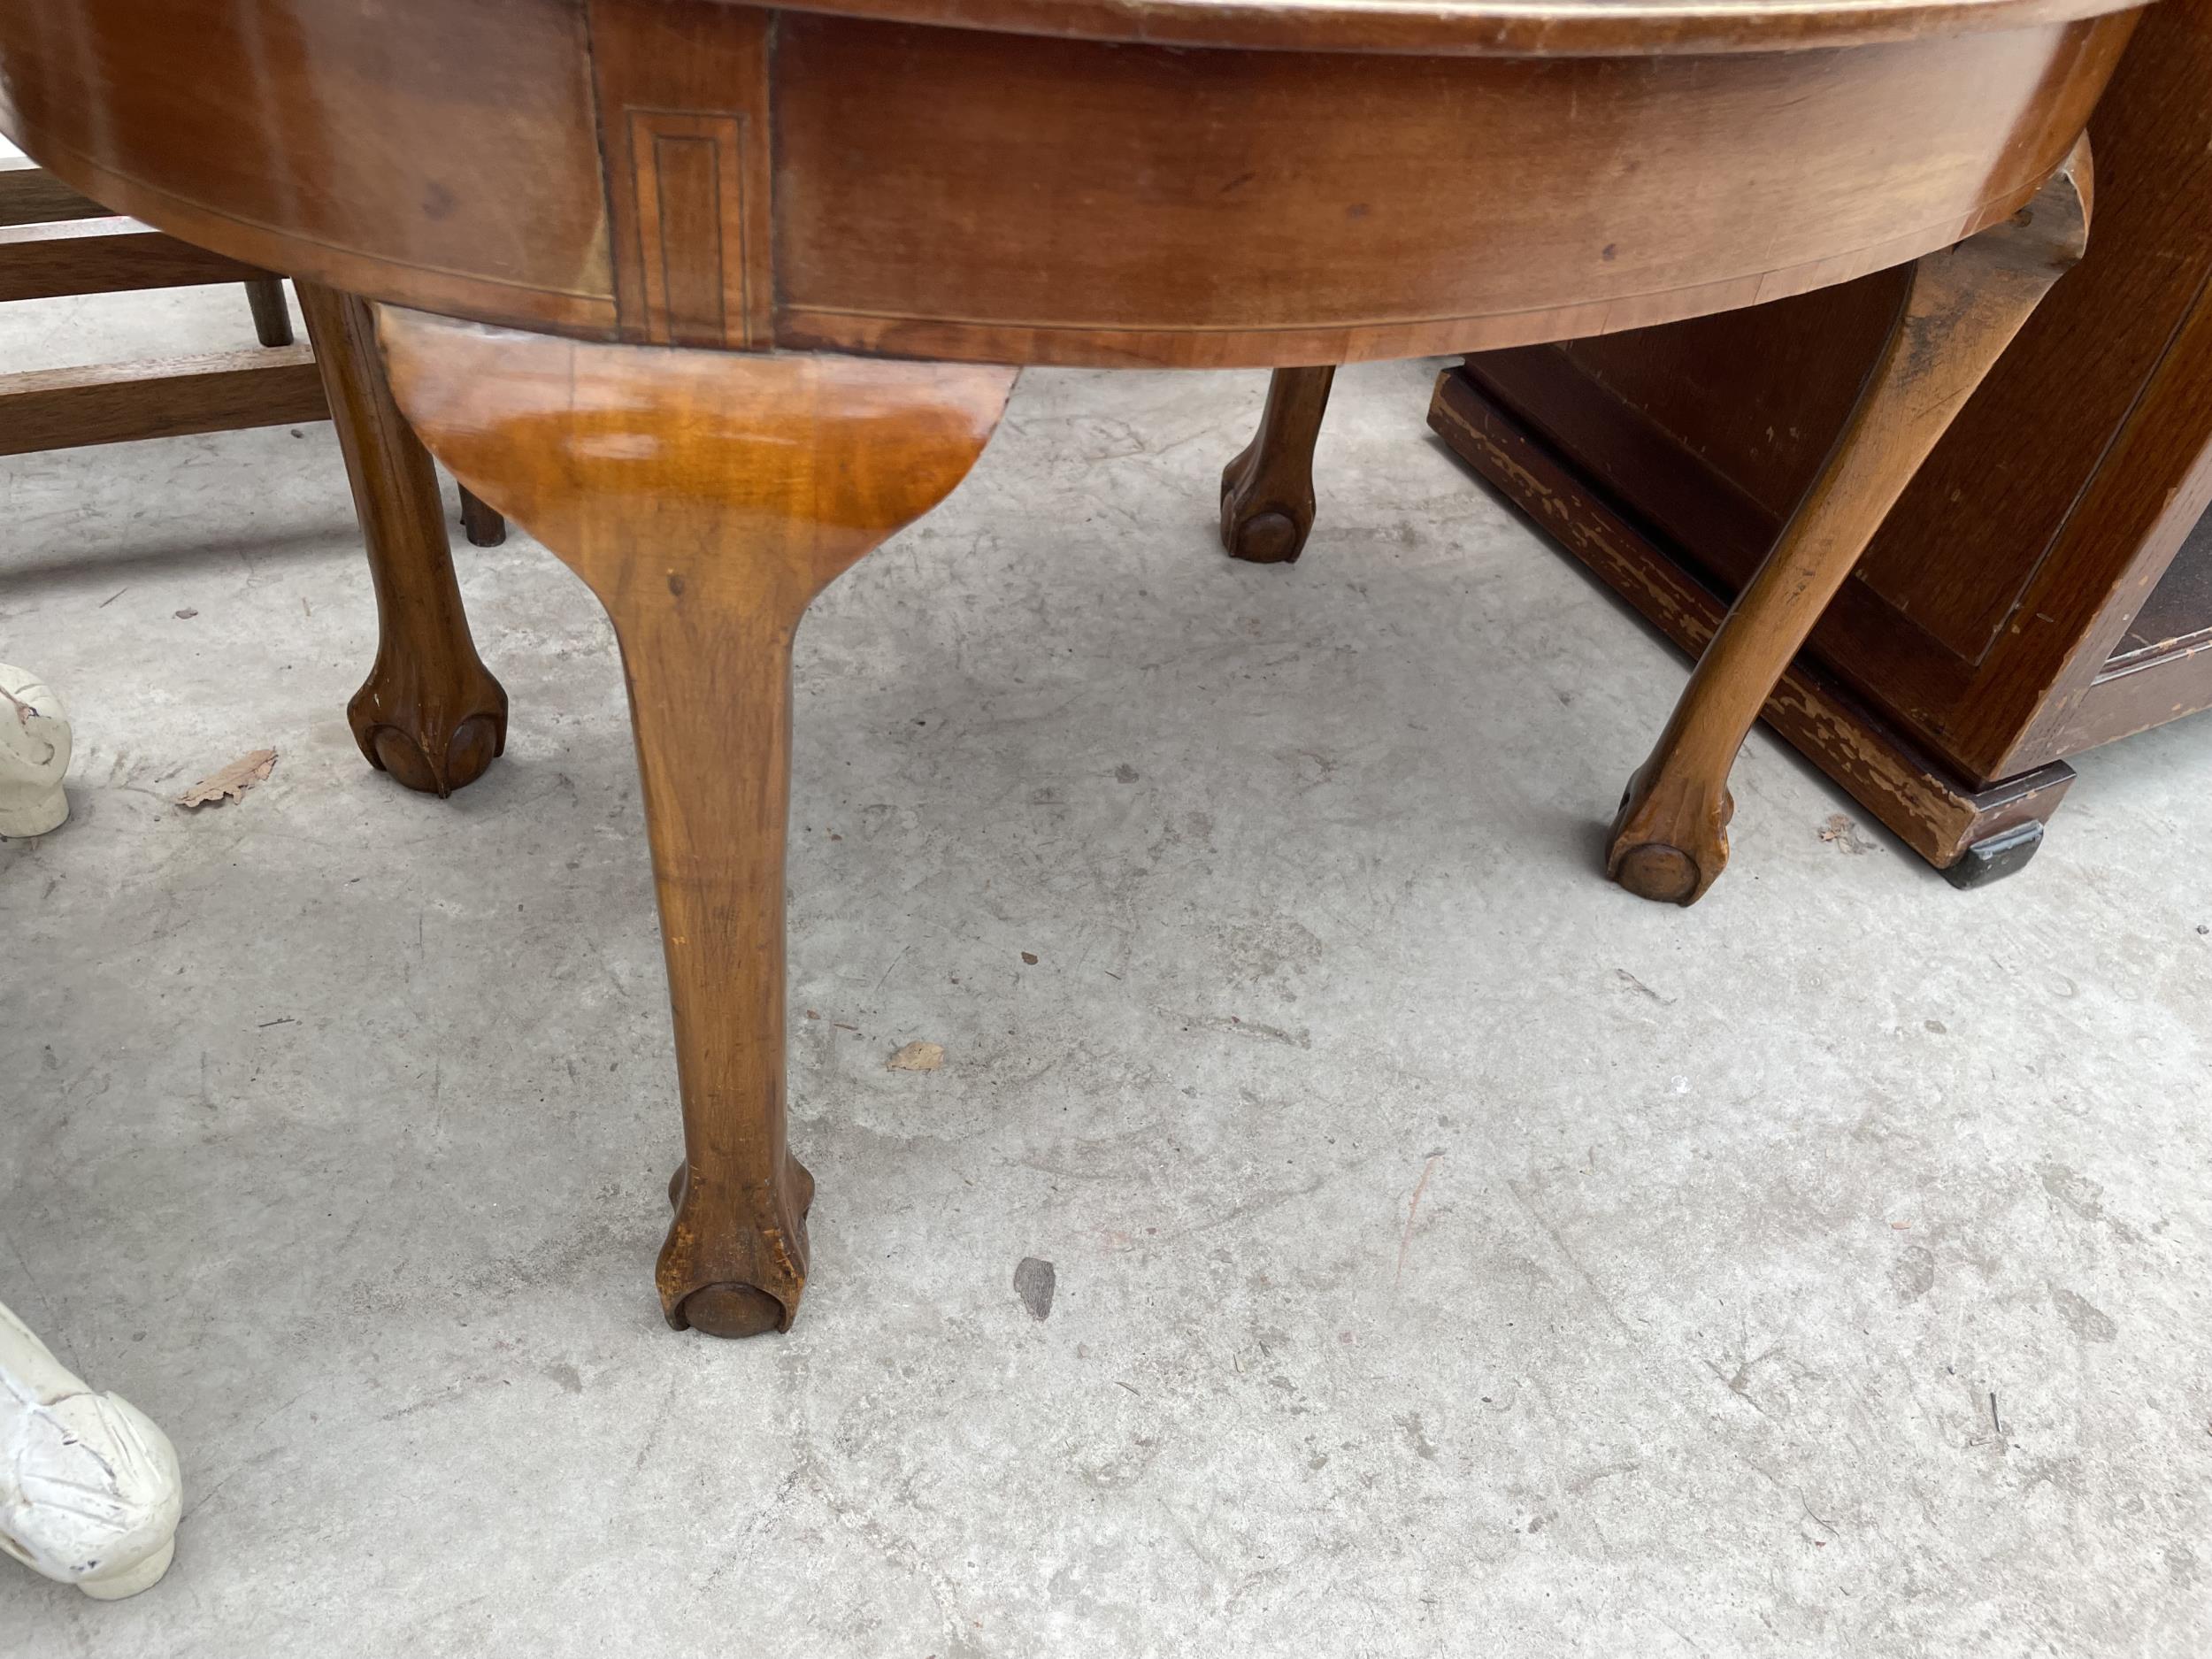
[4,278,2210,1659]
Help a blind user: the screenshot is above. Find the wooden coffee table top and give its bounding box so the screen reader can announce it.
[0,0,2145,369]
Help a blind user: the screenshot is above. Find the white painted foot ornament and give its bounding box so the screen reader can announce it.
[0,664,72,838]
[0,1301,181,1599]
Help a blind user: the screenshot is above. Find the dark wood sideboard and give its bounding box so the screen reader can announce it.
[1431,0,2212,886]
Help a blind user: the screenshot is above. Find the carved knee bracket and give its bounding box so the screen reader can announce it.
[380,306,1011,1334]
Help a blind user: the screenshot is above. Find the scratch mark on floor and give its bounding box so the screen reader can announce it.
[1394,1152,1443,1289]
[1505,1176,1639,1341]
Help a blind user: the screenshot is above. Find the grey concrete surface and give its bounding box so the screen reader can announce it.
[3,278,2209,1659]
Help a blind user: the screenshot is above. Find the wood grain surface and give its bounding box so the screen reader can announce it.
[0,3,2142,365]
[379,306,1013,1334]
[1607,144,2093,902]
[737,0,2138,55]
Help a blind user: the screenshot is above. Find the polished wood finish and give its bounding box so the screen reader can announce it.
[0,348,323,454]
[757,0,2134,53]
[769,16,2128,369]
[0,8,2134,365]
[378,305,1014,1335]
[297,283,509,798]
[0,0,2143,1332]
[587,0,777,351]
[0,162,292,347]
[0,153,110,226]
[0,2,617,333]
[1607,145,2093,902]
[0,165,293,358]
[1221,366,1334,565]
[0,216,275,303]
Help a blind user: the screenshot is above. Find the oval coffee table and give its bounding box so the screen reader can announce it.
[0,0,2144,1334]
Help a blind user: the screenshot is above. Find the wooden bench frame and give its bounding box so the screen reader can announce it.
[0,154,329,454]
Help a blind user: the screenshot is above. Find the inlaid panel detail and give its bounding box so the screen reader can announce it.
[630,111,755,348]
[584,0,774,350]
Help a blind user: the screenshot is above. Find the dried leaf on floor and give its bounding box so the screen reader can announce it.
[1817,812,1871,855]
[177,749,277,810]
[886,1040,944,1072]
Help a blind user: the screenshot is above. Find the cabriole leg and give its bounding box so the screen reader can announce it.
[380,306,1013,1335]
[1609,142,2093,904]
[297,280,509,796]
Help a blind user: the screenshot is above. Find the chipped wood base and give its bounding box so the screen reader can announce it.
[1610,770,1735,905]
[664,1159,818,1336]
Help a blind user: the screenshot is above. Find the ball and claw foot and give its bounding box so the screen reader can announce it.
[663,1158,817,1339]
[1218,445,1314,565]
[1217,365,1333,565]
[1606,766,1734,906]
[346,666,508,798]
[0,1301,181,1600]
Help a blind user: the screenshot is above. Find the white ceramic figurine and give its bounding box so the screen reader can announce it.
[0,664,71,837]
[0,1301,181,1598]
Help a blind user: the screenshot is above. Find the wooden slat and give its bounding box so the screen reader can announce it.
[0,217,276,302]
[0,345,327,455]
[0,155,108,227]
